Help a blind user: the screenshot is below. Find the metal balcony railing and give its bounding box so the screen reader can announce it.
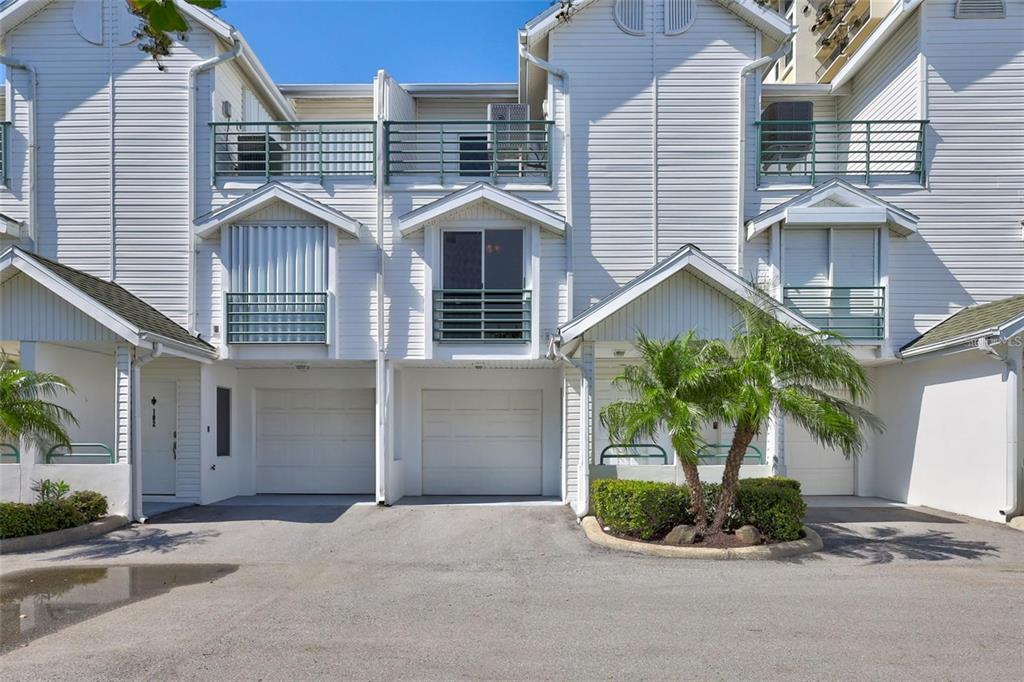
[211,121,375,181]
[783,286,885,341]
[756,119,927,185]
[432,289,532,343]
[696,444,766,466]
[0,121,9,184]
[226,292,328,344]
[385,120,554,184]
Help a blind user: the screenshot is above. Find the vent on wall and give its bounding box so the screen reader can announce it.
[664,0,696,35]
[954,0,1006,18]
[614,0,646,35]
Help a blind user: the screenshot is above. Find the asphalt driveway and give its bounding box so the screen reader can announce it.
[2,499,1022,680]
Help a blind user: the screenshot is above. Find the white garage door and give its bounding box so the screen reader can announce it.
[422,389,543,495]
[785,418,855,495]
[255,389,374,494]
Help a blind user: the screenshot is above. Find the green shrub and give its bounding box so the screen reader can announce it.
[31,478,71,502]
[590,479,692,540]
[69,490,108,521]
[590,477,805,542]
[0,490,109,539]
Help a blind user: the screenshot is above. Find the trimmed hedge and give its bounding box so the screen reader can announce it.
[591,477,806,542]
[0,490,109,539]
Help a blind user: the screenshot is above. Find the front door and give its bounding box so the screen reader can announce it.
[142,381,177,496]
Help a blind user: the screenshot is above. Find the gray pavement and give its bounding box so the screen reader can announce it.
[1,499,1022,680]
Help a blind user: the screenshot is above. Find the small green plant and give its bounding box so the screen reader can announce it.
[31,478,71,502]
[0,489,109,539]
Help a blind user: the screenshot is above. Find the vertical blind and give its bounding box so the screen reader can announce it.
[227,224,327,294]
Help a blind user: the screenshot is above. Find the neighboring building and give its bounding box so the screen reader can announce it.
[0,0,1021,523]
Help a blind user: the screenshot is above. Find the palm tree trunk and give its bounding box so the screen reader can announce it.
[709,424,757,535]
[679,460,707,535]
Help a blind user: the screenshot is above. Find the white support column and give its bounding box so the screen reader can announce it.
[766,406,786,477]
[375,355,390,504]
[576,341,595,518]
[114,344,132,464]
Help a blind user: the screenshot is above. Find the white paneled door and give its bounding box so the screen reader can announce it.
[255,389,374,494]
[422,389,543,495]
[142,381,177,496]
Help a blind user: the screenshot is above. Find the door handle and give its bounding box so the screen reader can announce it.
[173,430,177,460]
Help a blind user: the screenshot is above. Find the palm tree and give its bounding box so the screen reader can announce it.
[0,353,78,448]
[704,304,884,535]
[600,332,724,534]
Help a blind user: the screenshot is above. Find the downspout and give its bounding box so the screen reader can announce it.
[187,31,242,332]
[131,343,164,522]
[1,55,37,250]
[736,31,795,277]
[519,38,574,315]
[374,70,388,504]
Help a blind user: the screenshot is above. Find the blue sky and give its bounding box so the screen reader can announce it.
[219,0,552,84]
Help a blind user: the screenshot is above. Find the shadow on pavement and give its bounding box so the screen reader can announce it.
[46,527,221,561]
[809,524,1000,564]
[805,506,964,525]
[153,504,353,525]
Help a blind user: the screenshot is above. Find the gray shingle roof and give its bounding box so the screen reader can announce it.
[901,294,1024,354]
[26,250,215,354]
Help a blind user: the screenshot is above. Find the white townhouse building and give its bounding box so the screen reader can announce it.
[0,0,1021,524]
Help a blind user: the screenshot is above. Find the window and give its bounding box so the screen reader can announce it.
[443,229,523,290]
[459,135,490,177]
[760,101,814,169]
[216,387,231,457]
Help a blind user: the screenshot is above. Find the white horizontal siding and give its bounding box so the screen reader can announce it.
[588,269,742,341]
[837,11,922,122]
[294,97,374,121]
[0,273,118,342]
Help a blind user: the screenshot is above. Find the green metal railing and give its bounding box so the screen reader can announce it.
[696,444,765,466]
[599,444,669,465]
[0,443,19,464]
[432,289,532,343]
[0,121,9,185]
[226,292,328,344]
[385,120,554,184]
[784,286,885,340]
[45,443,115,464]
[756,119,927,185]
[211,121,375,182]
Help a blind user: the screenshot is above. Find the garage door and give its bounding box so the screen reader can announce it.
[422,390,543,495]
[255,389,374,494]
[785,417,855,495]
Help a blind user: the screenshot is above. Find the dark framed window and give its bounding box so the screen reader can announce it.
[442,229,524,290]
[216,387,231,457]
[459,135,490,176]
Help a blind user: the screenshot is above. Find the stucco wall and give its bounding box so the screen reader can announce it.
[865,350,1009,521]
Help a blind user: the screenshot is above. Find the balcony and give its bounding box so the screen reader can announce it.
[783,286,885,341]
[756,119,927,185]
[385,120,554,185]
[211,121,375,182]
[0,121,9,184]
[432,289,532,343]
[226,292,328,344]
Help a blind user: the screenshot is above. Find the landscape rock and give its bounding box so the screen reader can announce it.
[735,525,762,545]
[663,524,698,545]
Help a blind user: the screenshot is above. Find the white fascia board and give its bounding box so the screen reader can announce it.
[899,330,999,359]
[830,0,919,92]
[0,0,49,36]
[138,332,216,363]
[709,0,793,43]
[557,247,815,344]
[0,213,23,239]
[278,84,375,99]
[0,248,142,345]
[194,183,361,239]
[398,183,566,237]
[786,206,889,225]
[998,313,1024,342]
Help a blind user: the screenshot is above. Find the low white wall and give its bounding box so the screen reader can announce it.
[865,350,1009,522]
[591,464,774,486]
[0,462,131,517]
[394,367,562,498]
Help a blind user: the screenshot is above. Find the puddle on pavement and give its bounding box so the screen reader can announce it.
[1,564,237,653]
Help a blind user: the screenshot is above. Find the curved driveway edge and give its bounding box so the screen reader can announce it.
[0,515,130,554]
[580,516,823,560]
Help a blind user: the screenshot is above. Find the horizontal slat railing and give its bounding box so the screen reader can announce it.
[756,119,927,184]
[385,120,554,184]
[784,286,885,340]
[226,292,328,344]
[433,289,532,343]
[211,121,375,181]
[0,121,9,184]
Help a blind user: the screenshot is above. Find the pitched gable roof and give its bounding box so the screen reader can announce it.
[900,295,1024,358]
[397,182,566,237]
[746,178,918,239]
[194,182,361,239]
[0,246,215,359]
[557,245,815,346]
